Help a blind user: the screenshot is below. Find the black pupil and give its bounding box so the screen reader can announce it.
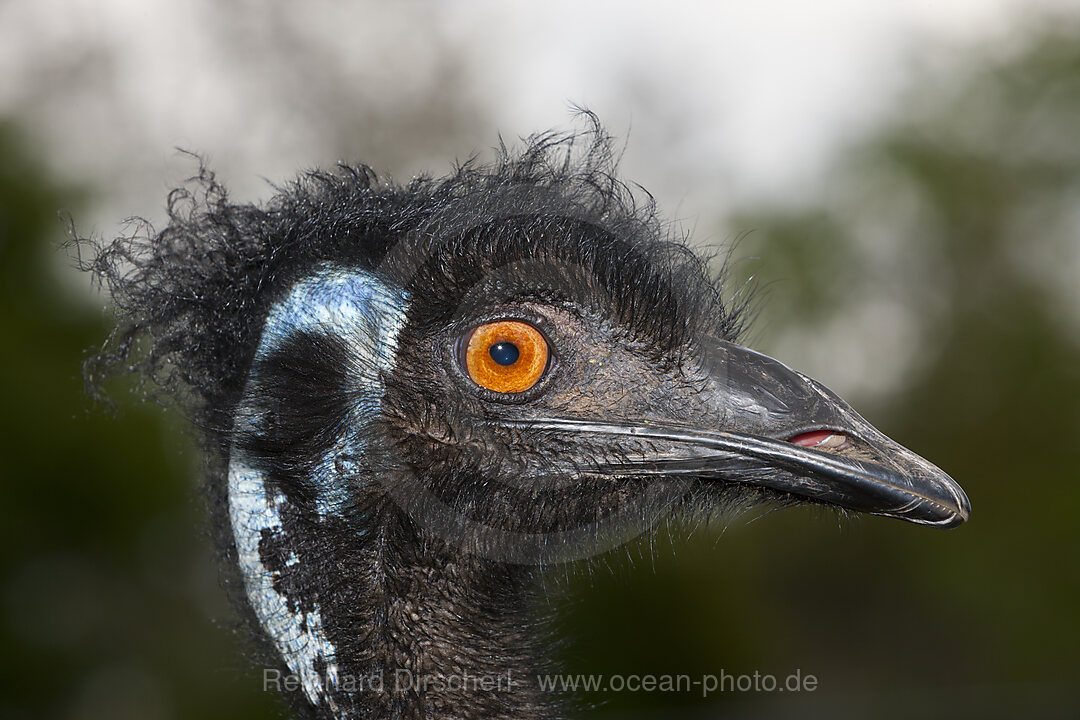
[489,342,520,366]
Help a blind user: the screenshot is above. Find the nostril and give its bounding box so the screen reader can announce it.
[790,430,847,448]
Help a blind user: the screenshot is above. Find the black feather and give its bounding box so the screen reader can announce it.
[82,120,747,428]
[80,117,757,720]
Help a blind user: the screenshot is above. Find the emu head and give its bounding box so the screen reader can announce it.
[87,127,969,719]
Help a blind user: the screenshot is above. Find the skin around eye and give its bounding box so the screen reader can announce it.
[465,320,549,393]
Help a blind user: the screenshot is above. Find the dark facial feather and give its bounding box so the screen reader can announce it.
[82,124,748,430]
[80,117,967,720]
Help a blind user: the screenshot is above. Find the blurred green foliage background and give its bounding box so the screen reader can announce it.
[2,16,1078,720]
[563,23,1080,719]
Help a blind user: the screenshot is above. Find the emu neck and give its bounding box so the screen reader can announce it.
[230,462,559,719]
[352,518,556,719]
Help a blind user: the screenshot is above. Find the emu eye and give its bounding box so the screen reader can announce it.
[464,320,549,394]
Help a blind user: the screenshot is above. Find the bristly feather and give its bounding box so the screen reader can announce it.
[75,112,966,720]
[81,116,749,432]
[77,115,759,720]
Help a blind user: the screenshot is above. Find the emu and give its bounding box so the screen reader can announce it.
[85,125,969,719]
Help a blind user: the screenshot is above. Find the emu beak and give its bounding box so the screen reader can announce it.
[517,340,969,528]
[696,340,970,527]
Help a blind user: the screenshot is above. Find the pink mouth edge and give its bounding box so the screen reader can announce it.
[789,429,840,447]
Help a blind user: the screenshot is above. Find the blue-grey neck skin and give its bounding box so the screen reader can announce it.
[227,266,407,712]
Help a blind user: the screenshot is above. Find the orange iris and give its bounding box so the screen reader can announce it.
[465,320,549,393]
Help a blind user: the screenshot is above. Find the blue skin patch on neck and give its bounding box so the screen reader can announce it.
[249,265,409,516]
[227,265,408,709]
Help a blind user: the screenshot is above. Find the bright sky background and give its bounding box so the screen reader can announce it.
[3,0,1071,232]
[1,0,1075,398]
